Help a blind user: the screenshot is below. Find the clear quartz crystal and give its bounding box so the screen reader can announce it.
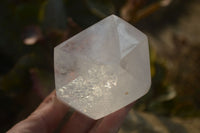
[54,15,151,120]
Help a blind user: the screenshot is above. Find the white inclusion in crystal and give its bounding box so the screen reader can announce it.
[58,64,117,100]
[54,15,151,120]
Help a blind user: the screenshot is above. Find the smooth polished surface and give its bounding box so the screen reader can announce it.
[54,15,151,120]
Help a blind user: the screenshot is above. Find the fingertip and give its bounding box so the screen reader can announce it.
[89,102,134,133]
[60,112,96,133]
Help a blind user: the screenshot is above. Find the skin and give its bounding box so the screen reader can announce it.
[7,91,134,133]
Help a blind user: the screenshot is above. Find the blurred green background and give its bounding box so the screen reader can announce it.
[0,0,200,132]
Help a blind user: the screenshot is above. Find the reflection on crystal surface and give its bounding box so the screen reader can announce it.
[54,15,151,119]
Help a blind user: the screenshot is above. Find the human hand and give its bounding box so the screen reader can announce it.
[7,90,134,133]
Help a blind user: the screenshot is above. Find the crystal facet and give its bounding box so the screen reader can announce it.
[54,15,151,120]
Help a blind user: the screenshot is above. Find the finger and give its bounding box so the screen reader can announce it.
[89,103,134,133]
[8,90,69,133]
[29,90,70,132]
[60,112,96,133]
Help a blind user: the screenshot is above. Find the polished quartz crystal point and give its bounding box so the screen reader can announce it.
[54,15,151,120]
